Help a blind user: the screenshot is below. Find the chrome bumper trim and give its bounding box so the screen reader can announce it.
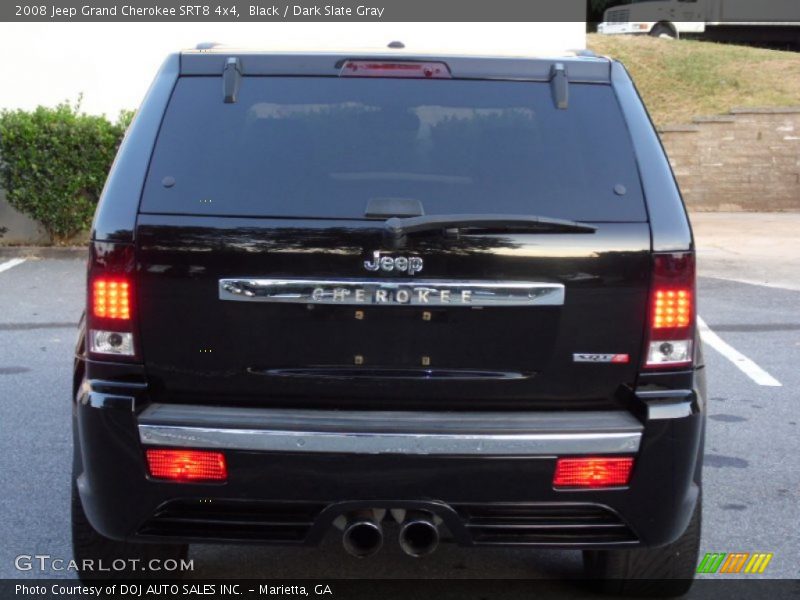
[218,278,565,307]
[138,426,640,456]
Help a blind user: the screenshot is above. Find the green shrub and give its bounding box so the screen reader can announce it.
[0,100,131,244]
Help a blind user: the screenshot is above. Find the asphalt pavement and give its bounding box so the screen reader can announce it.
[0,228,797,593]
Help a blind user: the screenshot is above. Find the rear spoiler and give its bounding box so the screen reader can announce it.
[180,50,612,84]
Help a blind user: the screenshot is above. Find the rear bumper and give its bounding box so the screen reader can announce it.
[74,375,704,550]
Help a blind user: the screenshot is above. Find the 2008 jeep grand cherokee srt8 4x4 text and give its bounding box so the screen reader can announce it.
[72,46,705,596]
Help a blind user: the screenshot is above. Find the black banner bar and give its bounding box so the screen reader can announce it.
[4,0,800,23]
[4,0,588,22]
[3,579,800,600]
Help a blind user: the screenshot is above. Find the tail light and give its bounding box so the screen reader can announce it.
[92,278,131,320]
[146,449,228,483]
[86,242,137,359]
[339,60,451,79]
[553,457,634,488]
[644,252,695,369]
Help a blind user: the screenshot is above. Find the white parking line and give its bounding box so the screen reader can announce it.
[703,275,800,293]
[0,258,26,274]
[697,316,782,387]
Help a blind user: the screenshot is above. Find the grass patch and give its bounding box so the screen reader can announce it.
[588,34,800,127]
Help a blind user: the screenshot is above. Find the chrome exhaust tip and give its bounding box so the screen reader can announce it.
[399,512,439,557]
[342,514,383,558]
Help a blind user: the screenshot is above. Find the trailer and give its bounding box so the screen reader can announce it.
[598,0,800,47]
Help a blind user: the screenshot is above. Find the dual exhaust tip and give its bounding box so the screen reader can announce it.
[342,510,439,558]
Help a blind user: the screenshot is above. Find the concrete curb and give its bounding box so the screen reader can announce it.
[0,246,87,259]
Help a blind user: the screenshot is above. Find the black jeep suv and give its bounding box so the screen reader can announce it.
[72,45,705,595]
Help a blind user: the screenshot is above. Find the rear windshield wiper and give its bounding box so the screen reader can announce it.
[384,214,596,245]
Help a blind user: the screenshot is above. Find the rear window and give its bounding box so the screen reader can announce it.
[141,76,646,221]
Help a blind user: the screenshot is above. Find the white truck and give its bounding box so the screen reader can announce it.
[598,0,800,45]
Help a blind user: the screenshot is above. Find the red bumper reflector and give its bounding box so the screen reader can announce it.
[553,457,634,488]
[146,449,227,483]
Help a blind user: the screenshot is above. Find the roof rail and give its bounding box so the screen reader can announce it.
[196,42,223,50]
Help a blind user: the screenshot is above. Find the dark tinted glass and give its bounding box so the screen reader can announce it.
[142,77,646,221]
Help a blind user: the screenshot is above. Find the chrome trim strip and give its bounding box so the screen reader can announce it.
[138,425,640,456]
[219,278,565,307]
[139,404,642,434]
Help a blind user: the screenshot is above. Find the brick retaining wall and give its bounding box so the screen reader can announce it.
[660,107,800,212]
